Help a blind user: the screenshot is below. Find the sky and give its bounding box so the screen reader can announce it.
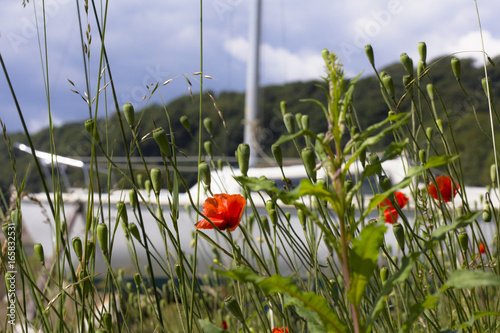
[1,0,500,133]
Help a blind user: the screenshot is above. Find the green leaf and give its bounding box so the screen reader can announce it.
[430,212,481,241]
[233,176,279,193]
[347,222,387,306]
[284,294,328,333]
[278,179,337,205]
[399,294,439,332]
[198,319,227,333]
[461,311,500,329]
[216,267,347,333]
[443,270,500,289]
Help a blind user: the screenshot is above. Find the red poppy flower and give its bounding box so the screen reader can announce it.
[379,191,409,224]
[195,194,246,231]
[222,320,228,330]
[479,242,485,254]
[272,327,289,333]
[428,175,459,203]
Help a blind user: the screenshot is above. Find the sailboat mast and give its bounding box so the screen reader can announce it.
[243,0,261,168]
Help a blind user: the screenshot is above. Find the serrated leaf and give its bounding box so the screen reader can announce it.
[347,222,387,306]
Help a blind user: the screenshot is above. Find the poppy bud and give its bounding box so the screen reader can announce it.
[266,201,277,227]
[382,74,395,99]
[418,42,427,66]
[329,279,336,289]
[400,53,413,76]
[123,103,135,127]
[321,48,330,63]
[198,162,211,189]
[271,144,283,168]
[34,243,44,265]
[301,114,310,130]
[180,115,191,133]
[451,58,461,81]
[426,127,433,140]
[417,60,425,78]
[237,143,250,177]
[117,269,124,286]
[285,212,291,223]
[85,241,94,260]
[379,176,392,192]
[315,133,327,159]
[175,263,183,282]
[103,312,112,331]
[295,113,303,129]
[117,201,128,226]
[458,232,468,252]
[129,189,138,210]
[490,164,497,184]
[224,295,246,323]
[280,100,287,116]
[204,141,213,159]
[483,203,492,223]
[436,119,444,134]
[426,83,434,101]
[301,147,317,182]
[298,209,306,230]
[128,223,141,241]
[134,272,141,287]
[403,75,414,98]
[97,223,108,255]
[72,237,83,261]
[135,174,144,190]
[150,168,161,195]
[380,267,388,283]
[393,223,405,252]
[84,118,100,143]
[283,113,296,134]
[365,44,375,67]
[79,271,89,296]
[369,153,382,176]
[203,117,214,136]
[260,216,270,234]
[419,149,426,165]
[217,159,224,170]
[145,180,152,196]
[153,127,172,158]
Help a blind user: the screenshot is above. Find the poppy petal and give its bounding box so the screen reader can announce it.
[195,218,227,230]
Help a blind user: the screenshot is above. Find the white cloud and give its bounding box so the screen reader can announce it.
[224,37,324,84]
[443,30,500,64]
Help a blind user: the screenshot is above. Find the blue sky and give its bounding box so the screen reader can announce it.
[1,0,500,133]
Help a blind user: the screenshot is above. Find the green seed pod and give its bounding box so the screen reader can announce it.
[419,149,426,165]
[117,269,124,286]
[136,174,144,189]
[85,241,94,260]
[301,114,310,130]
[79,271,89,296]
[295,113,303,129]
[283,113,296,134]
[365,44,375,67]
[128,223,141,241]
[117,201,128,226]
[224,295,246,323]
[237,143,250,177]
[134,272,141,287]
[483,203,492,222]
[368,153,382,176]
[285,211,291,223]
[260,216,270,235]
[123,103,135,127]
[379,176,392,192]
[34,243,44,265]
[129,189,138,210]
[174,263,183,281]
[198,162,211,189]
[393,223,405,252]
[417,60,425,78]
[97,223,108,255]
[301,147,317,182]
[280,100,287,116]
[382,74,395,99]
[426,83,434,101]
[153,127,172,158]
[266,200,277,227]
[203,117,214,136]
[72,237,83,260]
[151,168,162,194]
[458,232,469,252]
[145,180,152,196]
[490,164,497,184]
[179,115,191,133]
[271,144,283,168]
[380,267,388,283]
[418,42,427,66]
[204,141,213,159]
[84,118,100,143]
[298,209,306,229]
[436,119,444,134]
[400,53,413,76]
[217,159,224,170]
[426,127,434,140]
[403,75,414,98]
[103,312,112,332]
[451,58,461,81]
